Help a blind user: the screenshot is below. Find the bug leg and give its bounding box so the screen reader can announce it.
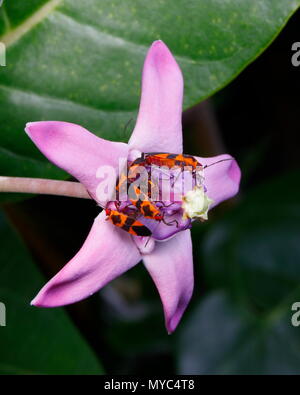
[162,218,179,228]
[160,202,176,208]
[203,158,233,169]
[169,219,179,228]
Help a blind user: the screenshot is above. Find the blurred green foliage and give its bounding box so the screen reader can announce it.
[0,213,103,374]
[0,0,299,181]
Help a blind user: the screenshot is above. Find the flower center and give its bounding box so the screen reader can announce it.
[182,186,213,221]
[106,152,209,240]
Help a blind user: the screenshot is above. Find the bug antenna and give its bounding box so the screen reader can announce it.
[123,118,134,134]
[144,237,151,248]
[203,158,233,169]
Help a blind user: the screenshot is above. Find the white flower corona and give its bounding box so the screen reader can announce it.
[182,186,213,221]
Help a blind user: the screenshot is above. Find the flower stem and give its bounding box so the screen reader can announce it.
[0,176,91,199]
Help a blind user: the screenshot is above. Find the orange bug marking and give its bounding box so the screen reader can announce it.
[115,173,128,192]
[129,185,163,221]
[129,184,179,227]
[144,153,201,170]
[105,208,151,237]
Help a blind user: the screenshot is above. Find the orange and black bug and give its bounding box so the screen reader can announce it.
[144,153,234,171]
[127,156,148,182]
[115,172,129,200]
[130,152,233,172]
[115,169,159,202]
[115,173,128,192]
[115,168,165,222]
[105,208,151,236]
[129,184,179,227]
[129,185,163,221]
[144,153,201,170]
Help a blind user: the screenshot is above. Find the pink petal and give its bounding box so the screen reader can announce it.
[129,40,184,153]
[25,121,129,203]
[31,211,141,307]
[140,212,191,241]
[196,154,241,208]
[143,230,193,333]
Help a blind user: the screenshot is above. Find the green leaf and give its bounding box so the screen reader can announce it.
[202,171,300,310]
[178,292,300,375]
[0,0,299,184]
[0,211,103,374]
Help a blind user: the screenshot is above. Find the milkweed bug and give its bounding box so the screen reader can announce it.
[130,152,232,172]
[105,208,151,236]
[129,185,163,220]
[144,153,201,170]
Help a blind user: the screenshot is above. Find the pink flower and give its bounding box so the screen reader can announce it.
[25,41,241,333]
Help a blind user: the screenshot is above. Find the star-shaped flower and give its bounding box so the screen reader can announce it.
[25,40,241,333]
